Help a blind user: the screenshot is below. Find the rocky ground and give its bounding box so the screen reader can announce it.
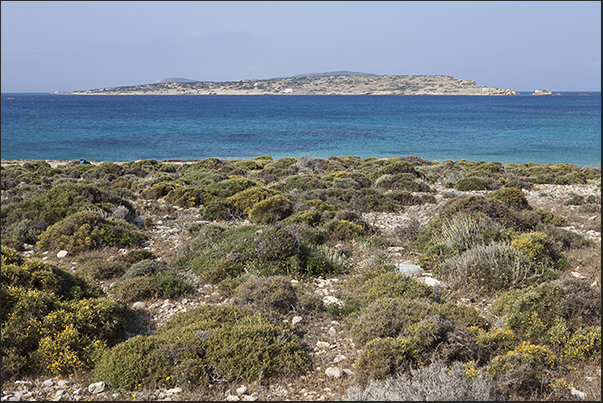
[1,160,600,401]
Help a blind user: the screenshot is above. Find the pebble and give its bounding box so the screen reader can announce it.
[325,367,344,378]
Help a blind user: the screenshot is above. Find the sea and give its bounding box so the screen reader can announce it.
[1,92,600,167]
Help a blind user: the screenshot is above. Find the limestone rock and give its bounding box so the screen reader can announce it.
[532,89,552,95]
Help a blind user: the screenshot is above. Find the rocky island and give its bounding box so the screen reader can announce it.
[64,72,520,95]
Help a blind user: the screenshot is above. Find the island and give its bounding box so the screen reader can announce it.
[64,71,520,95]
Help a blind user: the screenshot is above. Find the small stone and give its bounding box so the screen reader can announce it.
[328,326,337,336]
[325,367,344,378]
[322,295,343,307]
[291,316,303,326]
[236,386,247,395]
[333,354,346,364]
[56,250,68,258]
[87,381,105,394]
[166,388,182,395]
[242,395,258,401]
[571,271,586,279]
[570,388,587,400]
[42,379,55,388]
[316,341,330,349]
[57,380,70,388]
[419,276,444,287]
[132,301,147,310]
[226,395,240,401]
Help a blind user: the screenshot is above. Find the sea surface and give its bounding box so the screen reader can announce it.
[1,92,600,167]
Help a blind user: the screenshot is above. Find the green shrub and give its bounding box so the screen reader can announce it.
[486,342,559,398]
[232,275,298,315]
[491,283,567,345]
[359,272,438,304]
[454,176,487,191]
[111,276,161,303]
[1,250,138,379]
[206,177,262,198]
[116,249,157,266]
[283,210,324,226]
[248,194,293,224]
[323,219,364,241]
[199,199,243,221]
[141,182,176,200]
[93,305,308,390]
[1,183,132,227]
[77,257,127,281]
[36,211,147,253]
[227,186,278,215]
[486,187,531,210]
[165,186,213,207]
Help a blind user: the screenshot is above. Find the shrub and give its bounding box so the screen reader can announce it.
[248,194,293,224]
[323,219,364,241]
[116,249,157,266]
[359,272,438,304]
[455,176,487,191]
[199,199,243,221]
[346,360,501,401]
[165,186,213,207]
[122,259,167,280]
[232,275,298,315]
[1,250,139,379]
[227,186,278,215]
[36,211,148,253]
[491,283,567,345]
[354,336,422,380]
[254,226,299,262]
[438,241,550,293]
[486,187,531,210]
[510,231,565,269]
[486,342,559,398]
[206,177,262,198]
[111,276,161,303]
[93,305,308,390]
[141,182,177,200]
[283,210,324,226]
[77,257,127,280]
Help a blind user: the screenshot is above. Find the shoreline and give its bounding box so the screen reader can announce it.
[2,158,601,170]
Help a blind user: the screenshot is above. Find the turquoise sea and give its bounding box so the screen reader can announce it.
[1,92,600,167]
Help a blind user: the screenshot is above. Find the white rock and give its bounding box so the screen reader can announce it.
[571,271,586,279]
[394,263,424,275]
[322,296,343,307]
[325,367,344,378]
[132,302,147,310]
[291,316,303,326]
[316,341,330,349]
[166,387,182,395]
[57,380,70,388]
[56,250,69,258]
[328,326,337,336]
[226,395,240,401]
[87,381,105,394]
[236,386,247,395]
[242,395,258,401]
[333,354,346,364]
[419,276,444,287]
[570,388,587,400]
[42,379,55,388]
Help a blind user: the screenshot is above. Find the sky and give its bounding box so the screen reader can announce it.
[1,1,601,93]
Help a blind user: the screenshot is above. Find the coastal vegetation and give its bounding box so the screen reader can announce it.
[1,155,600,401]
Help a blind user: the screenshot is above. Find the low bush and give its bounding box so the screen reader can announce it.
[232,275,298,315]
[1,247,139,379]
[36,211,148,253]
[227,186,278,215]
[93,305,308,391]
[248,194,293,224]
[486,187,532,210]
[346,360,501,401]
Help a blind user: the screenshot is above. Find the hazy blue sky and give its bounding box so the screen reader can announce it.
[1,1,601,92]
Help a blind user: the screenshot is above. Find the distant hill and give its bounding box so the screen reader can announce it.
[66,74,520,96]
[290,71,377,78]
[154,78,198,84]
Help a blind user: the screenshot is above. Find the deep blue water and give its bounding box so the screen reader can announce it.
[1,93,600,167]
